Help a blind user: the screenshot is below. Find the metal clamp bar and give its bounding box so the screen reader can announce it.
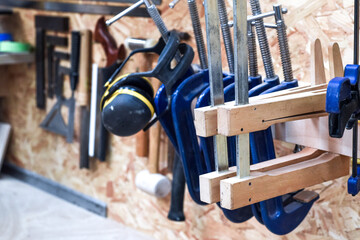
[233,0,250,178]
[204,0,228,172]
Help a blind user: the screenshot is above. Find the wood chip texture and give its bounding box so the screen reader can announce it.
[0,0,359,239]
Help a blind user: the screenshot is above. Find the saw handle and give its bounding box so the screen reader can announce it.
[94,17,126,67]
[70,31,81,91]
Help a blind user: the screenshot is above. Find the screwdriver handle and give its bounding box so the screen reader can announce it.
[70,31,81,91]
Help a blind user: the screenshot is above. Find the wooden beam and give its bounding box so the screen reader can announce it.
[220,152,349,210]
[200,148,323,203]
[217,90,327,136]
[194,84,327,137]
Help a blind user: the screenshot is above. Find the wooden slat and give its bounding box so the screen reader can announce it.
[220,152,349,210]
[217,90,327,136]
[200,148,323,203]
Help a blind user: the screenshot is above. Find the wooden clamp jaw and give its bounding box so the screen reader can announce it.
[200,147,349,209]
[194,83,328,137]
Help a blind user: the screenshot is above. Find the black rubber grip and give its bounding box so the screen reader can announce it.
[80,107,90,169]
[35,28,46,109]
[167,153,186,221]
[70,31,81,91]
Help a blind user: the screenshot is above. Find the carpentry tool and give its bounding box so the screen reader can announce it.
[95,17,126,68]
[35,27,46,109]
[234,2,313,234]
[196,9,263,172]
[163,0,252,223]
[40,32,81,143]
[193,1,317,234]
[79,30,92,169]
[46,36,69,99]
[40,65,71,138]
[326,0,360,196]
[68,31,81,143]
[1,0,153,17]
[231,2,315,234]
[46,43,55,98]
[35,15,69,109]
[163,0,255,222]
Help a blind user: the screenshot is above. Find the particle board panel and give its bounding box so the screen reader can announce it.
[0,0,360,239]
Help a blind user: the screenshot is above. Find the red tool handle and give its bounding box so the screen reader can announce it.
[94,17,125,67]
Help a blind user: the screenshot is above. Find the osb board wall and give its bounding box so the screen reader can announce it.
[1,0,360,239]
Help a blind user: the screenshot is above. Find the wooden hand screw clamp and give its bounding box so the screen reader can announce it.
[197,33,350,209]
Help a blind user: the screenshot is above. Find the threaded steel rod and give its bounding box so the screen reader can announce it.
[218,0,234,73]
[274,4,293,82]
[249,0,275,79]
[188,0,208,69]
[247,22,258,77]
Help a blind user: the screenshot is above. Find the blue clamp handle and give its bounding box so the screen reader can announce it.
[326,64,360,196]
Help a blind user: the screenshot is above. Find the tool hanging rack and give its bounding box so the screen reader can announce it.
[195,0,352,214]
